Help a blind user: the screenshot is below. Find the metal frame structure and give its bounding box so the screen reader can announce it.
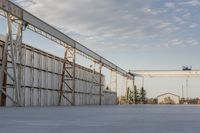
[130,70,200,101]
[0,11,23,106]
[0,0,134,106]
[129,70,200,77]
[59,46,76,106]
[0,0,133,77]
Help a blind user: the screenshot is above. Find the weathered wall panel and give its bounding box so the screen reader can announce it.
[0,40,117,106]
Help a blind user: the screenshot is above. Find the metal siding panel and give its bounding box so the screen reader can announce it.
[25,49,31,66]
[33,89,38,106]
[25,88,30,106]
[5,88,14,106]
[34,52,39,68]
[34,69,38,87]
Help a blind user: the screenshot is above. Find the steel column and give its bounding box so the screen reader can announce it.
[72,48,76,106]
[99,63,103,105]
[0,13,22,106]
[125,77,128,103]
[132,77,135,104]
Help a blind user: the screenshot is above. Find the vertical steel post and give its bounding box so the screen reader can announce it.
[115,71,118,104]
[110,70,112,91]
[72,48,76,106]
[0,43,7,106]
[59,49,67,105]
[0,13,22,106]
[186,77,189,100]
[126,76,128,103]
[16,21,23,105]
[132,77,135,104]
[115,72,117,93]
[99,63,103,105]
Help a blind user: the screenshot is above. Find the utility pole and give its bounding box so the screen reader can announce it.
[182,85,184,99]
[186,77,188,100]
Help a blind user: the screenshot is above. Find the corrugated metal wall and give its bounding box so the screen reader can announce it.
[0,40,117,106]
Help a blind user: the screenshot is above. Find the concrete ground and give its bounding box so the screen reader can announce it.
[0,105,200,133]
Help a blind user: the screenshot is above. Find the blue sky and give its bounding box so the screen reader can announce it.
[1,0,200,98]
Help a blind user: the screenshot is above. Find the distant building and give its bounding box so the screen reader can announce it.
[197,99,200,104]
[157,93,180,104]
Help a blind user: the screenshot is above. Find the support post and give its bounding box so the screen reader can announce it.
[186,77,189,100]
[125,77,128,103]
[132,77,135,104]
[0,44,7,106]
[0,13,22,106]
[109,70,112,91]
[59,46,75,106]
[115,71,118,104]
[99,63,103,105]
[72,48,76,106]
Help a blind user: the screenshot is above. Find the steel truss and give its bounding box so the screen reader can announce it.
[0,12,23,106]
[59,46,76,106]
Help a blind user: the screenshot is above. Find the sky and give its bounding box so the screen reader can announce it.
[1,0,200,98]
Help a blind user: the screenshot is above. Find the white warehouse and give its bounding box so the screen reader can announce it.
[157,93,180,104]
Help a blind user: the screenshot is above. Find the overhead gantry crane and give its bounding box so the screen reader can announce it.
[0,0,134,106]
[129,69,200,99]
[129,70,200,77]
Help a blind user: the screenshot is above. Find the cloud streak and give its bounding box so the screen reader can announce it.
[12,0,200,52]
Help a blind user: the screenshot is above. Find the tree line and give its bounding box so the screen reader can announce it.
[125,85,147,104]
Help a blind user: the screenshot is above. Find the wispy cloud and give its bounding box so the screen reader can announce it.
[12,0,200,52]
[165,2,176,8]
[163,38,199,48]
[181,0,200,6]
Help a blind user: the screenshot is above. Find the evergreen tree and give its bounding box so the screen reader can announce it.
[126,87,130,101]
[140,87,146,104]
[127,87,134,104]
[134,85,140,104]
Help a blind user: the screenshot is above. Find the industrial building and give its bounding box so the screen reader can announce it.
[157,93,180,104]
